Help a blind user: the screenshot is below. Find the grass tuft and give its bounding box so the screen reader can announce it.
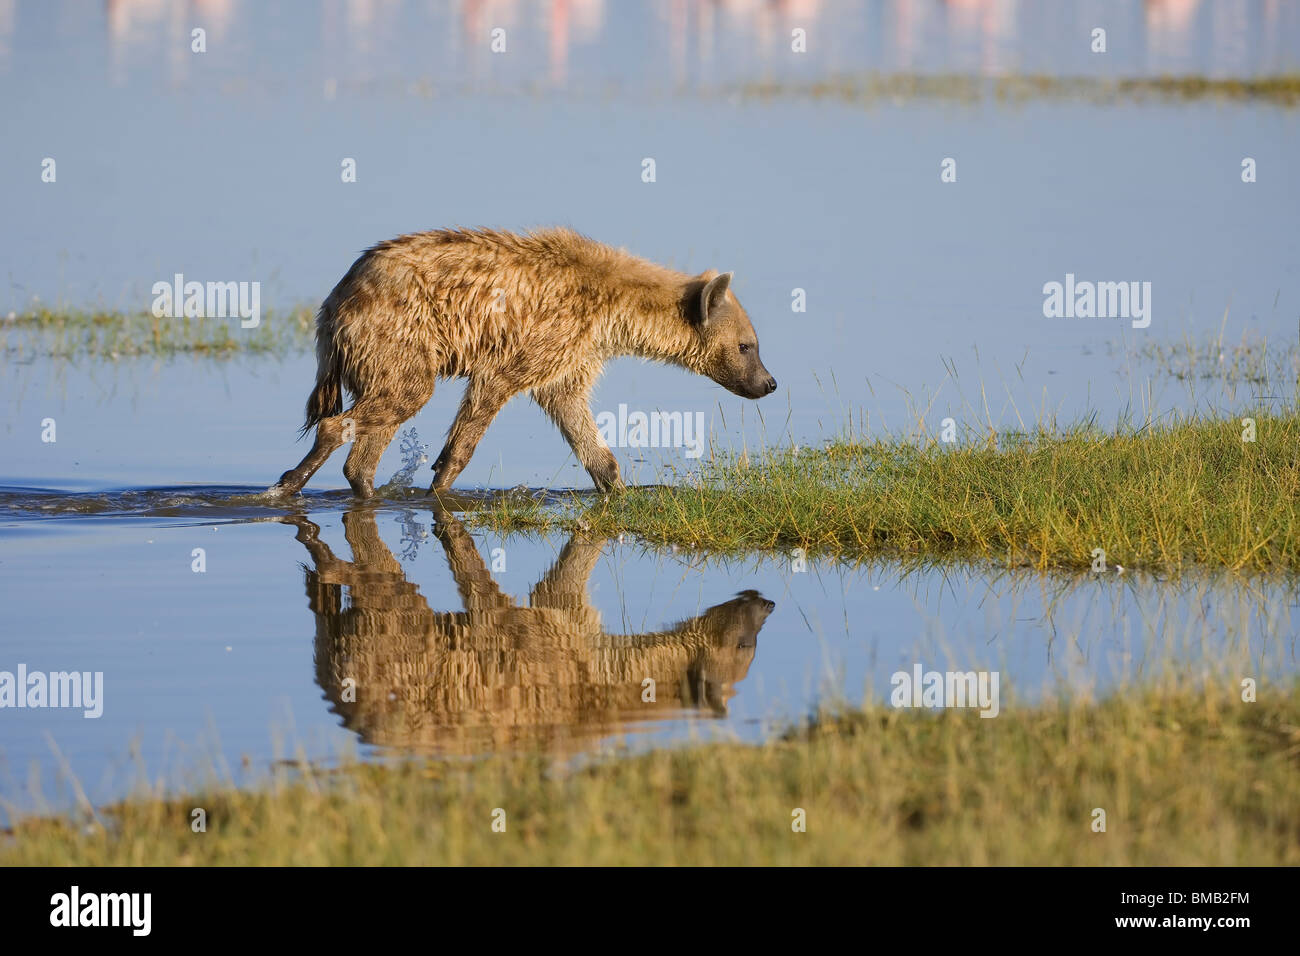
[1,306,315,360]
[472,411,1300,572]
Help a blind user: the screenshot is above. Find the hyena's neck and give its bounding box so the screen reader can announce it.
[596,268,706,373]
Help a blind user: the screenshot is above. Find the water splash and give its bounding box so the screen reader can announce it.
[381,427,430,494]
[397,511,429,562]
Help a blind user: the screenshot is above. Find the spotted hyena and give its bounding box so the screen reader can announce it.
[271,228,776,497]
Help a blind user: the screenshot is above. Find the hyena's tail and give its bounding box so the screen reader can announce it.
[300,307,343,437]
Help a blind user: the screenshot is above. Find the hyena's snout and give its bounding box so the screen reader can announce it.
[743,344,777,398]
[715,367,776,400]
[724,352,777,399]
[744,361,777,399]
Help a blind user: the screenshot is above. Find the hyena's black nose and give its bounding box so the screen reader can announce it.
[764,377,777,394]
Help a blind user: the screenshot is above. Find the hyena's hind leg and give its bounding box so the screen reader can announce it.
[342,423,400,498]
[532,373,623,492]
[275,385,432,498]
[343,380,436,497]
[271,413,352,496]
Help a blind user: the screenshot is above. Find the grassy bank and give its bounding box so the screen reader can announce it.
[471,411,1300,573]
[5,683,1297,865]
[1,306,315,359]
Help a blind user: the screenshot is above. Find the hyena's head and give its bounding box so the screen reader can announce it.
[688,271,777,399]
[677,589,774,712]
[696,589,775,651]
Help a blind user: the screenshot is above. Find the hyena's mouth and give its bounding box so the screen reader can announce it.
[740,377,778,399]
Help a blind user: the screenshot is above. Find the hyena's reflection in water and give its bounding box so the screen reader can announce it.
[281,509,774,754]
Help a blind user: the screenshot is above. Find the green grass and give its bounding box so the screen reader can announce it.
[5,682,1297,865]
[730,72,1300,107]
[469,410,1300,572]
[1134,332,1299,386]
[1,305,315,359]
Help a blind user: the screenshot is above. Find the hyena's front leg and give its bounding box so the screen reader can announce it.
[532,377,623,492]
[427,376,513,494]
[530,533,605,610]
[429,508,515,613]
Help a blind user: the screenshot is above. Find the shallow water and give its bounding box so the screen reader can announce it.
[2,2,1299,820]
[1,483,1296,819]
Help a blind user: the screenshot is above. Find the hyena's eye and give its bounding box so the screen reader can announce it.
[738,343,752,354]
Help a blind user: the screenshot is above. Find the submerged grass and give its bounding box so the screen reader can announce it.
[471,410,1300,572]
[1132,332,1300,386]
[5,682,1297,865]
[730,72,1300,108]
[1,306,315,359]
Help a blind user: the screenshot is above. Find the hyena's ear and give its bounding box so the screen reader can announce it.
[698,271,733,328]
